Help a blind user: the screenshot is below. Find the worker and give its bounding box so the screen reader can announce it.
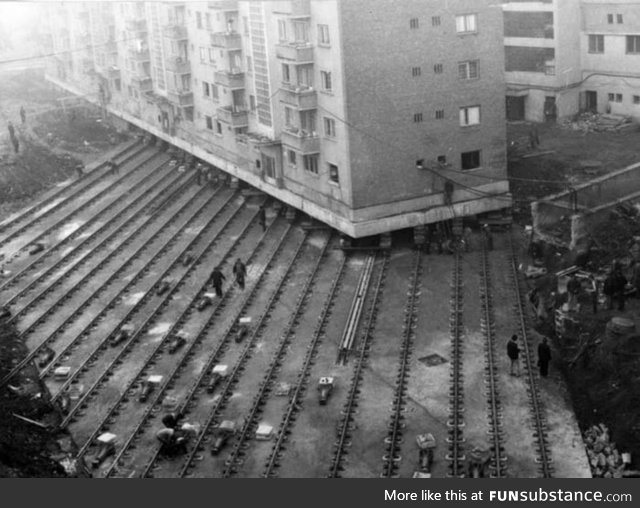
[20,106,26,125]
[537,337,552,378]
[507,334,520,376]
[75,163,85,178]
[7,121,15,139]
[612,267,628,311]
[258,206,267,232]
[588,275,598,314]
[209,266,226,298]
[566,274,581,312]
[482,224,493,251]
[108,159,119,176]
[232,258,247,290]
[196,163,204,186]
[11,136,19,154]
[156,427,188,456]
[161,412,182,430]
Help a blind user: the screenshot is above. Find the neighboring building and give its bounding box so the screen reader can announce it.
[42,1,511,240]
[504,0,640,123]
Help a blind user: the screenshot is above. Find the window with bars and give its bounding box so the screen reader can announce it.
[627,36,640,54]
[435,109,444,119]
[455,14,477,33]
[432,16,441,26]
[410,18,419,29]
[617,14,623,24]
[589,35,604,54]
[412,66,421,77]
[459,106,480,126]
[434,63,443,74]
[303,154,319,174]
[458,60,479,80]
[413,113,423,123]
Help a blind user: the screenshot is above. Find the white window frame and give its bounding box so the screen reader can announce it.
[278,19,287,41]
[303,154,319,175]
[458,60,479,80]
[318,24,330,45]
[328,163,339,185]
[320,70,332,92]
[324,117,336,137]
[589,35,605,54]
[459,105,480,126]
[455,13,477,34]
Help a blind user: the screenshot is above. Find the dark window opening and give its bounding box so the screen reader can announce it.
[461,150,481,170]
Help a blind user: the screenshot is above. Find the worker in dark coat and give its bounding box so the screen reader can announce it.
[7,121,15,139]
[20,106,26,125]
[209,266,226,298]
[507,334,520,376]
[537,337,552,377]
[232,258,247,290]
[108,159,119,176]
[613,268,628,311]
[75,163,85,178]
[566,274,581,311]
[258,206,267,232]
[483,224,493,251]
[196,163,204,186]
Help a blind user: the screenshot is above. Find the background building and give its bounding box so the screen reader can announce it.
[42,0,512,239]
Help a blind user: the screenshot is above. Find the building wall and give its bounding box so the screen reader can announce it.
[340,0,508,214]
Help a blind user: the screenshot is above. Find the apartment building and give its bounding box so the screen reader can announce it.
[504,0,640,123]
[42,0,511,239]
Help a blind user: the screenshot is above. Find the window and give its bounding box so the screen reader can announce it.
[303,154,319,174]
[459,106,480,126]
[246,56,253,73]
[617,14,623,24]
[413,113,423,123]
[263,156,276,179]
[293,21,309,43]
[243,16,249,35]
[249,95,256,111]
[318,24,330,45]
[634,95,640,105]
[458,60,479,80]
[320,70,332,91]
[196,11,202,29]
[608,93,622,103]
[412,66,421,77]
[437,155,447,165]
[435,109,444,119]
[208,47,216,63]
[616,93,623,102]
[278,19,287,41]
[300,110,316,132]
[607,14,614,24]
[205,115,213,130]
[324,117,336,137]
[284,107,294,128]
[455,14,477,33]
[627,36,640,54]
[203,82,210,97]
[200,47,206,63]
[328,164,339,184]
[282,63,291,83]
[410,18,419,29]
[211,84,219,101]
[287,149,297,166]
[589,35,605,54]
[461,150,481,170]
[216,120,223,135]
[434,63,443,74]
[432,16,441,26]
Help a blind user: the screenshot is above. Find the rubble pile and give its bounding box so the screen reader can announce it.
[561,113,637,133]
[583,424,631,477]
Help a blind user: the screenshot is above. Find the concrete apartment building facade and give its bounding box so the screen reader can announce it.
[42,0,511,239]
[504,0,640,123]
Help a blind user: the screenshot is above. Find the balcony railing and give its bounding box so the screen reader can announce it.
[281,128,320,154]
[275,42,314,63]
[129,48,151,62]
[280,84,317,109]
[163,24,188,40]
[210,31,242,50]
[131,75,153,92]
[167,89,194,106]
[217,106,249,127]
[214,70,245,88]
[165,56,190,74]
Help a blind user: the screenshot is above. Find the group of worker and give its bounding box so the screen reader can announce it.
[423,223,492,255]
[208,258,248,298]
[507,334,552,378]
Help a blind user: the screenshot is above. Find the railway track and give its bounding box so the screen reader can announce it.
[50,191,248,417]
[479,241,507,478]
[261,252,348,477]
[328,252,389,478]
[381,249,423,478]
[507,235,554,478]
[71,200,269,464]
[103,218,293,478]
[0,181,219,388]
[0,139,140,235]
[0,152,174,299]
[221,232,334,478]
[162,230,314,478]
[447,251,465,477]
[0,143,152,255]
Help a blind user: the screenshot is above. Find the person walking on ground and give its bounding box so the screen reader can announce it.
[232,258,247,290]
[483,224,493,251]
[108,159,119,176]
[20,106,26,125]
[537,337,552,377]
[7,121,15,140]
[209,266,226,298]
[75,162,85,178]
[566,274,581,311]
[507,334,520,376]
[11,136,19,154]
[258,206,267,232]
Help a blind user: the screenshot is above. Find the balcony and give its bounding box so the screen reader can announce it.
[126,19,147,33]
[167,89,194,106]
[281,128,320,154]
[208,1,238,11]
[280,84,317,110]
[210,31,242,50]
[214,70,245,88]
[165,56,190,74]
[163,24,188,40]
[131,75,153,92]
[129,48,151,62]
[275,43,314,63]
[217,106,249,127]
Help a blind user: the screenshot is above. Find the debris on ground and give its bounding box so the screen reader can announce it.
[583,423,634,477]
[560,113,638,134]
